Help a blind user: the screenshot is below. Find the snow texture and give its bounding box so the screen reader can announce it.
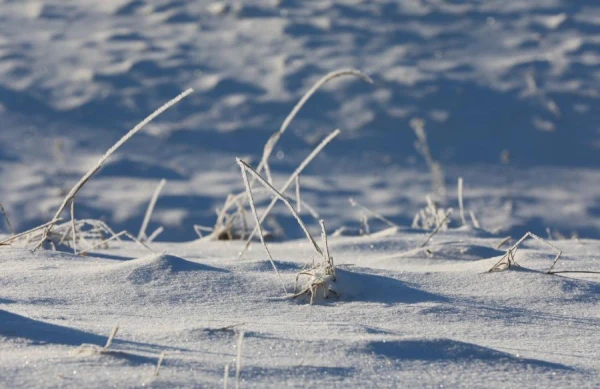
[1,0,599,387]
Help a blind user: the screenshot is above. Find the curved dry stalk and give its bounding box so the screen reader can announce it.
[33,88,194,251]
[253,69,372,180]
[238,129,340,257]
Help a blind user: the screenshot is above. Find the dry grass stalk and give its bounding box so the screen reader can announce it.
[0,203,14,236]
[32,88,193,251]
[253,69,372,183]
[224,363,230,389]
[496,236,512,249]
[238,159,288,294]
[295,176,301,213]
[0,219,63,246]
[488,232,562,273]
[419,209,453,248]
[410,118,445,200]
[238,129,340,255]
[70,199,77,254]
[235,331,244,389]
[75,324,119,355]
[457,177,466,225]
[349,197,398,234]
[237,159,322,255]
[146,226,164,243]
[469,210,481,229]
[154,351,166,376]
[139,179,167,241]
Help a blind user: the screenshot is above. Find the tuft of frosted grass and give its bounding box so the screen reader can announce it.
[419,209,453,248]
[253,69,372,182]
[31,88,193,251]
[412,195,451,231]
[139,179,167,241]
[293,220,338,305]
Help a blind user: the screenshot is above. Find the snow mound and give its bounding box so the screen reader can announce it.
[122,253,225,284]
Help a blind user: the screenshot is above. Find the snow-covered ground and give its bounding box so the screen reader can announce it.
[1,0,599,387]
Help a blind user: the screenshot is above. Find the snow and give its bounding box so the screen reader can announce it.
[1,0,599,387]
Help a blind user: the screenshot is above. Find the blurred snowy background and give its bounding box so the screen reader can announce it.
[1,0,599,241]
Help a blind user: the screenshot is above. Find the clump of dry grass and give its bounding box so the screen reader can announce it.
[293,220,338,305]
[488,232,562,272]
[412,195,452,231]
[204,68,372,245]
[0,89,193,252]
[237,158,339,304]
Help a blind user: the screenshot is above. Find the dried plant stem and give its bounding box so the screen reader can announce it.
[237,159,322,256]
[146,227,164,243]
[349,198,398,229]
[496,236,512,249]
[34,89,193,251]
[458,177,466,225]
[0,203,14,235]
[104,325,119,351]
[139,179,167,241]
[488,232,562,273]
[79,231,127,255]
[238,160,288,294]
[295,176,301,213]
[253,69,372,182]
[235,331,245,389]
[224,363,230,389]
[239,130,339,257]
[0,219,63,246]
[70,199,77,254]
[123,231,156,253]
[419,209,453,248]
[469,210,480,229]
[154,352,166,376]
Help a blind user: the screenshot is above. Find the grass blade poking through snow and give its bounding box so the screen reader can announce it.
[32,88,194,251]
[238,159,288,294]
[253,69,372,183]
[138,179,167,241]
[238,129,340,258]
